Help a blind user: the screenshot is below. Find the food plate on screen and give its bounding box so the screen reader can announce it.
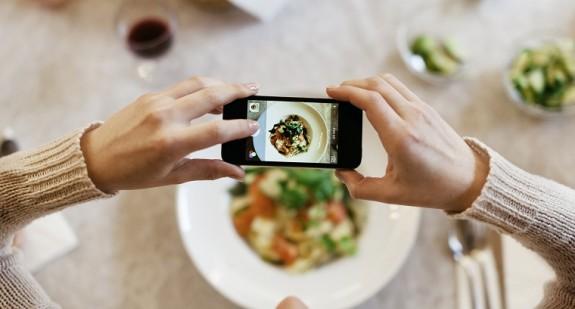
[176,115,421,309]
[253,102,329,163]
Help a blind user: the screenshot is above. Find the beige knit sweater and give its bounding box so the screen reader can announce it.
[0,129,574,308]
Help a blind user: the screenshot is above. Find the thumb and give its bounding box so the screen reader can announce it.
[335,169,393,202]
[276,296,308,309]
[165,159,244,184]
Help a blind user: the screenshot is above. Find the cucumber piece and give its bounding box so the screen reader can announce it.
[531,50,550,67]
[563,86,575,105]
[522,87,536,104]
[512,75,529,93]
[545,89,565,108]
[546,66,567,87]
[512,51,531,73]
[442,38,465,63]
[558,45,575,77]
[427,52,459,75]
[410,35,437,57]
[527,69,545,94]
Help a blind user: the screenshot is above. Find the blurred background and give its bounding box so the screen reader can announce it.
[1,0,575,308]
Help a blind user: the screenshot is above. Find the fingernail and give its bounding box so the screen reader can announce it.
[243,82,259,92]
[248,120,260,131]
[326,85,339,90]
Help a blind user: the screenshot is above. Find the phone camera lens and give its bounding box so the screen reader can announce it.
[249,103,260,113]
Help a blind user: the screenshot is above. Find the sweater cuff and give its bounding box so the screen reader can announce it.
[17,123,114,206]
[0,124,114,243]
[449,138,542,234]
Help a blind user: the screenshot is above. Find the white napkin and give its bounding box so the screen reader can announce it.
[228,0,288,21]
[502,235,555,309]
[18,213,78,273]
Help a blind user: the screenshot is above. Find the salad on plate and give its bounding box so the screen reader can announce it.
[229,168,367,273]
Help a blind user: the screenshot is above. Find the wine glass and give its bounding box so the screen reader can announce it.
[115,0,180,86]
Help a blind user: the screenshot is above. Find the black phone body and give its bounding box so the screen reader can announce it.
[222,96,362,169]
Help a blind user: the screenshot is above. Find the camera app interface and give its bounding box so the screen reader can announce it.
[246,99,339,164]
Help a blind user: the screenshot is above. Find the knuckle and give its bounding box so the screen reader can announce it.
[366,91,382,103]
[204,162,221,180]
[137,93,159,104]
[151,131,177,153]
[208,121,227,141]
[203,88,223,103]
[234,83,248,94]
[421,103,439,117]
[366,77,384,89]
[405,128,423,145]
[206,170,219,180]
[409,105,434,124]
[410,106,425,119]
[144,107,174,127]
[379,73,394,80]
[189,76,209,89]
[171,173,188,185]
[348,185,360,199]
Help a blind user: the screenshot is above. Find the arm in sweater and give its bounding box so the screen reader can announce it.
[453,138,575,308]
[0,125,111,308]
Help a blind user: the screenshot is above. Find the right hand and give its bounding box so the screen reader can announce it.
[327,74,489,213]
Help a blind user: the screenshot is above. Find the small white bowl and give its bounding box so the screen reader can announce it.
[503,35,575,118]
[397,5,479,85]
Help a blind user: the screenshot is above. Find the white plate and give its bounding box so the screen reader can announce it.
[176,114,421,309]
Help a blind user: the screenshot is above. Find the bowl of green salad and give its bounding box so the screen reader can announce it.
[505,36,575,116]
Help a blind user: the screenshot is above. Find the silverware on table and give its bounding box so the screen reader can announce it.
[449,219,505,309]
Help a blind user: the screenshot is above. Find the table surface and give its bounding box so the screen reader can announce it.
[1,0,575,308]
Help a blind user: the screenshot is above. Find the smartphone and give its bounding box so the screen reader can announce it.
[222,96,362,169]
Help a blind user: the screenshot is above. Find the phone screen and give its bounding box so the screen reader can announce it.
[245,99,339,164]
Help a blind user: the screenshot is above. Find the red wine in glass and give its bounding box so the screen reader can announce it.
[127,18,173,58]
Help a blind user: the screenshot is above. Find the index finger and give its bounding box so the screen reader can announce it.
[326,85,402,134]
[380,74,421,102]
[177,119,260,153]
[162,76,224,99]
[176,83,258,120]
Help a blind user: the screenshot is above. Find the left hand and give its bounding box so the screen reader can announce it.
[81,76,260,193]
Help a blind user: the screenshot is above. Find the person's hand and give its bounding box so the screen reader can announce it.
[327,74,489,212]
[81,77,260,193]
[276,296,308,309]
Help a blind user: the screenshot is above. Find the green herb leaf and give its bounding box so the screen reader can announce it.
[228,183,247,197]
[279,183,308,210]
[337,236,357,255]
[321,235,337,253]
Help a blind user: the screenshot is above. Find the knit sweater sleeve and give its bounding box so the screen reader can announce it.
[452,138,575,308]
[0,124,113,308]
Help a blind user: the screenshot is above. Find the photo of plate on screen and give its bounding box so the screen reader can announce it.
[248,101,332,163]
[228,168,367,273]
[269,115,311,157]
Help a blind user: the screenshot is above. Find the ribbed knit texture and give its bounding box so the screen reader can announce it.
[453,138,575,309]
[0,124,112,308]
